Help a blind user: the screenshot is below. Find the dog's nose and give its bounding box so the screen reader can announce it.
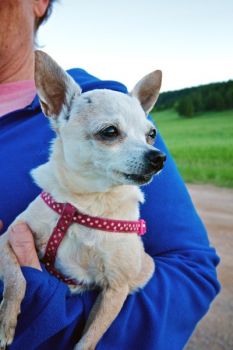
[145,150,166,171]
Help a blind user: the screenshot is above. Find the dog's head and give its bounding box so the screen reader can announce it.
[35,50,166,192]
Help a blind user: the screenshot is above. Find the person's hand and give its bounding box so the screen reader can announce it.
[8,222,42,271]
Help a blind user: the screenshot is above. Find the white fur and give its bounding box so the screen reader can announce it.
[25,77,160,291]
[12,83,159,293]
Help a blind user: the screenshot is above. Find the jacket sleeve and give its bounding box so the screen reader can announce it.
[2,266,84,350]
[4,130,220,350]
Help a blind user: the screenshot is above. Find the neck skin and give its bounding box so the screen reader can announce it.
[0,2,35,84]
[0,48,34,84]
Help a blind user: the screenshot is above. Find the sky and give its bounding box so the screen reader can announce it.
[38,0,233,92]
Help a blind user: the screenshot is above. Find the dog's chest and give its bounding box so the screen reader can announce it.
[56,224,143,289]
[19,195,144,290]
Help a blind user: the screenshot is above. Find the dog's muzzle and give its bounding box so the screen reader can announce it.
[124,150,166,185]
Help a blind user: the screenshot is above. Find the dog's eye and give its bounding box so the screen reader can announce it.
[99,126,119,140]
[146,128,157,144]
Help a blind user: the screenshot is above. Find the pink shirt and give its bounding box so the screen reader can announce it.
[0,80,36,117]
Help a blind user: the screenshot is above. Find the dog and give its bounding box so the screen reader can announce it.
[0,50,166,350]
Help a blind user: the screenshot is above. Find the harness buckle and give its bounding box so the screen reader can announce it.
[139,219,147,235]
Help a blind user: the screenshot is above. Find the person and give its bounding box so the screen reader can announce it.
[0,1,220,349]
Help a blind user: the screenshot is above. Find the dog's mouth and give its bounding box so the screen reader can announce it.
[115,155,166,185]
[123,171,157,185]
[121,159,166,184]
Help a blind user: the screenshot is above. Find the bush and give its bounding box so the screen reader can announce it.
[155,80,233,117]
[176,96,194,117]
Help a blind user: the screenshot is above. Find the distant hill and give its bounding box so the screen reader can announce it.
[155,80,233,117]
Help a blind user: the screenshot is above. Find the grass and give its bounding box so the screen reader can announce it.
[151,109,233,188]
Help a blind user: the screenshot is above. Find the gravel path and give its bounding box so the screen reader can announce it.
[185,184,233,350]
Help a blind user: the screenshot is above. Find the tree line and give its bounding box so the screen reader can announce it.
[155,80,233,117]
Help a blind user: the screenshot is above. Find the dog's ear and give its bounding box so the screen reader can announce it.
[131,70,162,114]
[34,50,81,119]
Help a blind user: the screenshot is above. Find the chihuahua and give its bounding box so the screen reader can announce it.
[0,51,165,350]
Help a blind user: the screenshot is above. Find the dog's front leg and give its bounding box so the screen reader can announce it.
[0,237,26,349]
[74,284,129,350]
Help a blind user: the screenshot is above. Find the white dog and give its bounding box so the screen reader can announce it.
[0,51,166,350]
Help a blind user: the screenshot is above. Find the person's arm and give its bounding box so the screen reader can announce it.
[0,223,84,350]
[4,130,220,350]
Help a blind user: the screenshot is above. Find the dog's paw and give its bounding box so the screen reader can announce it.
[0,302,17,349]
[74,346,95,350]
[0,320,15,349]
[74,339,96,350]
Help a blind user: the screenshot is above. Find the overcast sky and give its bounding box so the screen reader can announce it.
[38,0,233,92]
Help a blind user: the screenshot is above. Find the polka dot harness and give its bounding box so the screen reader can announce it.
[41,191,147,285]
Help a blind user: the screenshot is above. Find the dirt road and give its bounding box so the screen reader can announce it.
[185,184,233,350]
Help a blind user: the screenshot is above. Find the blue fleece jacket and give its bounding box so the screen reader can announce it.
[0,68,220,350]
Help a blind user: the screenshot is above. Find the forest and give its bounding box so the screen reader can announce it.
[156,80,233,117]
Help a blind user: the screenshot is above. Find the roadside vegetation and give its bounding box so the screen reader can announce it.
[151,109,233,188]
[156,80,233,117]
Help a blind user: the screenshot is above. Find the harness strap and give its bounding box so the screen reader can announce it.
[40,191,147,286]
[42,202,80,285]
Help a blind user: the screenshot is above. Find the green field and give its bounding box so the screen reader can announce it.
[151,109,233,188]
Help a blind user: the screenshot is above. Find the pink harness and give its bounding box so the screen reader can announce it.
[41,192,147,285]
